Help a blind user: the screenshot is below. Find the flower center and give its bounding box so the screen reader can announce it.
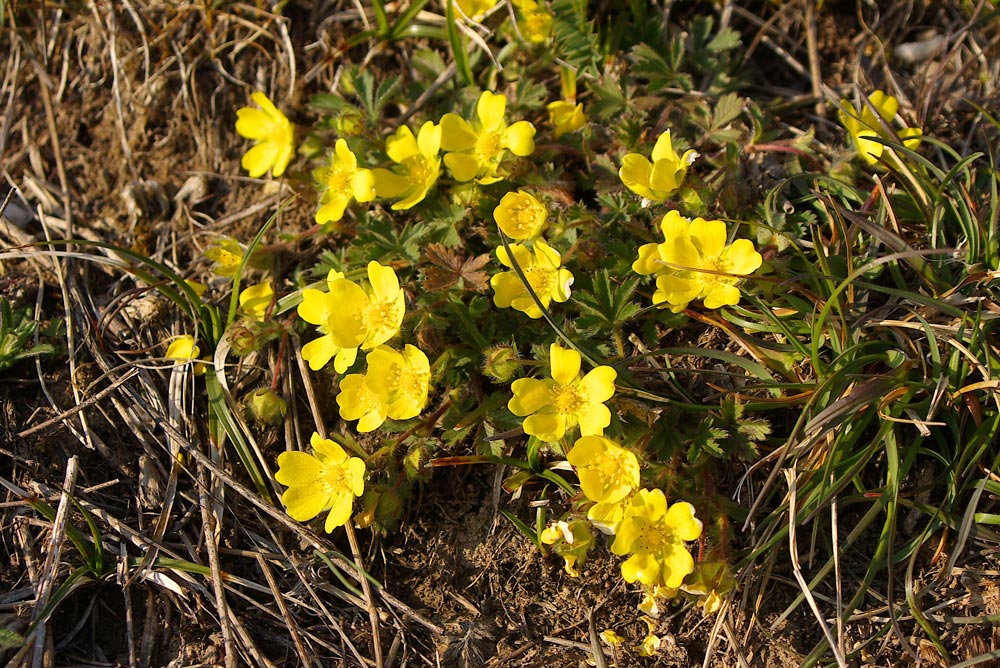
[510,203,542,236]
[475,129,504,164]
[323,162,355,194]
[632,518,671,554]
[403,155,437,188]
[550,382,587,415]
[360,296,399,336]
[316,461,351,497]
[525,265,555,298]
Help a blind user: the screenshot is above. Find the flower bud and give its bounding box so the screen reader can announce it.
[245,388,287,427]
[483,345,520,382]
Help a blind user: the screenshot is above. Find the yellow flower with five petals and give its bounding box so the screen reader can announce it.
[508,343,616,442]
[619,130,698,202]
[275,432,366,532]
[440,91,536,184]
[336,344,430,432]
[494,190,548,240]
[837,89,922,166]
[633,211,762,312]
[313,138,376,226]
[373,121,442,210]
[610,488,702,589]
[567,435,639,505]
[235,91,295,178]
[490,240,573,319]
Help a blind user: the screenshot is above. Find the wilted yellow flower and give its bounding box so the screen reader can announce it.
[165,335,206,375]
[239,281,273,322]
[619,130,698,202]
[611,489,702,589]
[494,191,548,240]
[838,89,922,166]
[297,262,405,372]
[205,238,244,278]
[313,138,376,225]
[372,121,442,210]
[490,240,573,319]
[539,519,593,577]
[235,91,295,178]
[566,435,639,504]
[508,343,617,442]
[637,617,662,657]
[546,100,586,138]
[440,90,536,184]
[599,630,626,646]
[633,211,762,312]
[275,432,366,532]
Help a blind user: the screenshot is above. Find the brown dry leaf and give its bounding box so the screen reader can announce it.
[423,242,491,293]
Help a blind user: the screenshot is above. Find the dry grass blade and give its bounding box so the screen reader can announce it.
[784,469,847,668]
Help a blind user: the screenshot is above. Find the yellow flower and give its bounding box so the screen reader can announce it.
[372,121,442,210]
[165,335,199,362]
[297,262,405,372]
[508,342,617,442]
[313,138,376,225]
[599,630,626,646]
[165,335,206,375]
[490,240,573,319]
[546,100,586,138]
[297,270,357,373]
[494,191,548,240]
[451,0,499,20]
[611,489,702,589]
[440,90,536,184]
[566,435,639,504]
[515,0,553,43]
[336,344,429,432]
[838,90,922,166]
[632,211,762,312]
[539,519,593,577]
[239,281,273,322]
[235,91,295,178]
[637,617,662,657]
[619,130,698,202]
[364,344,431,421]
[275,432,366,532]
[204,238,244,278]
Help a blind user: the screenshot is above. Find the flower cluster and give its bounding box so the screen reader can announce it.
[838,89,922,167]
[297,261,405,373]
[633,210,763,312]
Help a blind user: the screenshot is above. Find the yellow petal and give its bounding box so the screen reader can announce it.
[580,366,617,403]
[275,450,322,486]
[324,491,354,531]
[297,288,334,326]
[282,483,329,522]
[577,403,611,436]
[702,282,741,309]
[650,129,677,163]
[476,91,507,131]
[386,125,419,164]
[444,152,480,182]
[235,108,274,140]
[416,120,442,157]
[619,154,655,199]
[302,334,339,371]
[508,378,550,415]
[310,433,348,464]
[523,412,566,442]
[241,142,280,178]
[503,121,536,156]
[665,501,703,541]
[549,343,581,386]
[688,218,727,259]
[439,113,477,152]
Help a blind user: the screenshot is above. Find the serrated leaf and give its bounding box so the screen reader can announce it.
[708,27,741,52]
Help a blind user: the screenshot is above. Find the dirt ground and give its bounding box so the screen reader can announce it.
[3,2,1000,667]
